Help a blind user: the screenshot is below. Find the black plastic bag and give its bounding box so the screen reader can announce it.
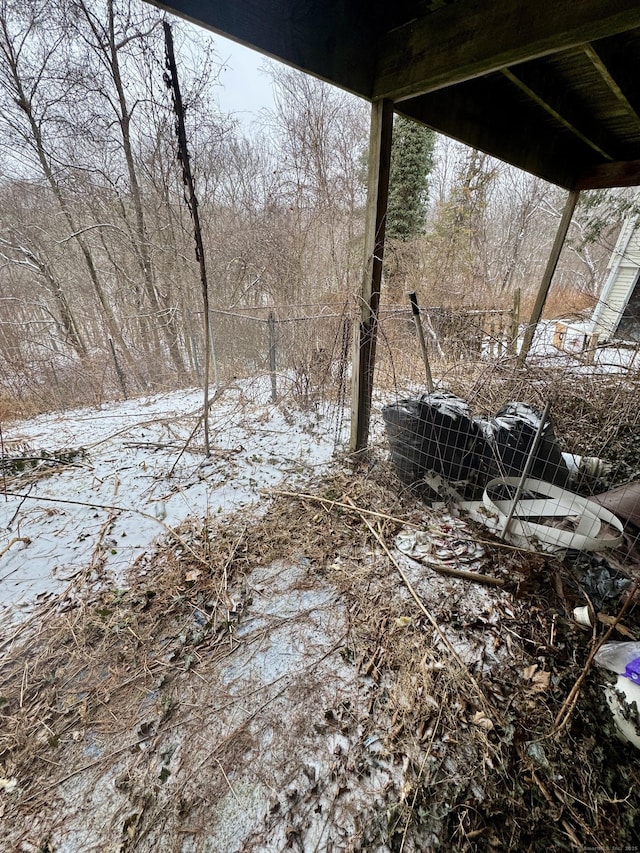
[481,402,570,486]
[382,392,484,494]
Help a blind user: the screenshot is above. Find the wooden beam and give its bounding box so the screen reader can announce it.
[574,159,640,190]
[146,0,376,99]
[501,67,616,161]
[403,74,640,191]
[397,75,588,190]
[375,0,640,101]
[517,190,580,367]
[584,43,640,123]
[350,98,394,453]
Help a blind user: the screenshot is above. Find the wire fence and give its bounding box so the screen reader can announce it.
[5,296,640,457]
[206,302,517,409]
[374,305,514,397]
[4,291,640,559]
[208,306,351,405]
[371,303,640,560]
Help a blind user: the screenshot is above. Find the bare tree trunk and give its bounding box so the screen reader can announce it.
[1,19,141,383]
[0,237,87,358]
[77,0,187,380]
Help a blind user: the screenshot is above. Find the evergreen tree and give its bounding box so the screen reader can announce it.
[386,115,435,240]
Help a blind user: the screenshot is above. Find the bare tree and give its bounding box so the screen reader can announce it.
[262,66,368,302]
[69,0,189,378]
[0,232,87,358]
[0,0,142,379]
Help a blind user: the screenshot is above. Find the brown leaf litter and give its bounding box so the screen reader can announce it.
[1,459,639,851]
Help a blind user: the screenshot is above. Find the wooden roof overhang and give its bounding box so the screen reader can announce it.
[147,0,640,450]
[149,0,640,192]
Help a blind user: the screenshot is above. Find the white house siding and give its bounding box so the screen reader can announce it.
[591,217,640,342]
[593,267,639,339]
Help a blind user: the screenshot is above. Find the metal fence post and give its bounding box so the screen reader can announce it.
[510,288,521,356]
[268,311,277,402]
[109,337,128,399]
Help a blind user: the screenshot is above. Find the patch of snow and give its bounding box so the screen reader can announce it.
[27,559,404,853]
[520,320,640,374]
[0,381,347,625]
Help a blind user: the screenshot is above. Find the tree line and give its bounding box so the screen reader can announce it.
[0,0,634,411]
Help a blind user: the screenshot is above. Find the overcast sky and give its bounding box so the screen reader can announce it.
[209,32,276,124]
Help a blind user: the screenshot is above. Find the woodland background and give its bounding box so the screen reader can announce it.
[1,0,638,416]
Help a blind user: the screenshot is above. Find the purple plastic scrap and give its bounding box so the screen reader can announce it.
[623,658,640,683]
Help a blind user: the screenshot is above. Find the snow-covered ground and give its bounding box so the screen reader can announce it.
[477,319,640,373]
[522,320,640,372]
[0,381,347,626]
[2,323,636,626]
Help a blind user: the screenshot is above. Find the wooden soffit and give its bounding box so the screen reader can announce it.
[148,0,640,190]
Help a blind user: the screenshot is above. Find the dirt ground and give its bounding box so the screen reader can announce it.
[2,453,640,852]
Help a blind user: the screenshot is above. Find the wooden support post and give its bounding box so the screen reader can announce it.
[517,189,580,367]
[350,98,394,452]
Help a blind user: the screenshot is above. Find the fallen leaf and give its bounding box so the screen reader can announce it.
[185,569,201,582]
[597,613,636,639]
[529,670,551,693]
[523,664,538,680]
[0,778,18,794]
[470,711,494,731]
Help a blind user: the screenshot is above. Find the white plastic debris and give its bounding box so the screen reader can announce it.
[562,453,611,484]
[460,477,624,553]
[573,605,594,627]
[153,501,167,521]
[594,641,640,749]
